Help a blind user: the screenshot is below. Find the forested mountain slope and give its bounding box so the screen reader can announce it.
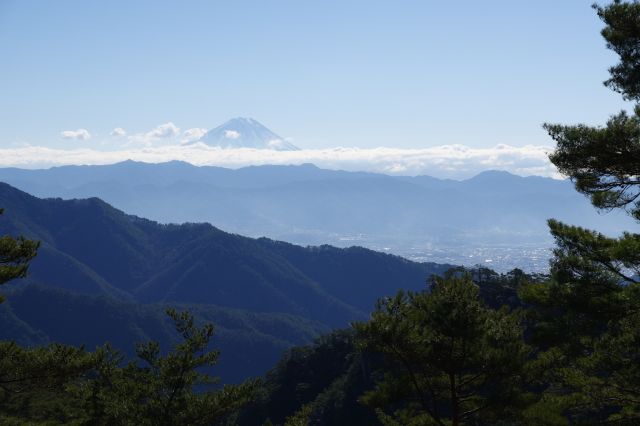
[0,182,449,382]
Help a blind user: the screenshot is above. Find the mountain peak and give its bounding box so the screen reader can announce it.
[193,117,299,151]
[466,170,519,181]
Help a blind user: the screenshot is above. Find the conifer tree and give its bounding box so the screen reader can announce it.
[355,272,529,426]
[0,208,39,303]
[81,308,257,426]
[521,1,640,422]
[0,209,255,424]
[0,209,100,423]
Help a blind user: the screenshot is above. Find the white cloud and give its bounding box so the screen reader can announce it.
[147,122,180,139]
[127,122,180,146]
[224,130,240,139]
[110,127,126,137]
[0,143,560,179]
[181,128,208,144]
[267,139,285,148]
[60,129,91,141]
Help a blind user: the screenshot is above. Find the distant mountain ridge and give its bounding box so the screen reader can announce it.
[190,117,299,150]
[0,161,631,255]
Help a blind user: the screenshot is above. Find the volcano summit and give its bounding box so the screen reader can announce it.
[192,117,299,151]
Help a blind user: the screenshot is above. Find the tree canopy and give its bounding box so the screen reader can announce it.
[354,272,529,426]
[545,1,640,220]
[522,1,640,422]
[0,208,39,303]
[0,208,256,424]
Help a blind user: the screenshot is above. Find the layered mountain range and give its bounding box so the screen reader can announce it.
[0,161,629,382]
[0,161,632,253]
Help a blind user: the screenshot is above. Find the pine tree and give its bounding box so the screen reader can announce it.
[0,208,101,423]
[0,208,39,303]
[521,1,640,422]
[354,272,529,426]
[81,308,257,425]
[0,209,255,424]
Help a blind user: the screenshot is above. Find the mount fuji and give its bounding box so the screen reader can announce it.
[193,117,299,150]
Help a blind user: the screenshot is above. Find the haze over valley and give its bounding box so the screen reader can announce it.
[0,155,632,272]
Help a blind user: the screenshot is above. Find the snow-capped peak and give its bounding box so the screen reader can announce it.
[192,117,299,151]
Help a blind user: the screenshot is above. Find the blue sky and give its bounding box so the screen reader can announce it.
[0,0,632,153]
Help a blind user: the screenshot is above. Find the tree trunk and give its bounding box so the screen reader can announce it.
[450,372,459,426]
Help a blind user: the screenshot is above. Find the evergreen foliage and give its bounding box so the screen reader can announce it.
[0,208,38,303]
[235,268,541,426]
[354,272,529,426]
[0,222,256,424]
[233,329,380,425]
[521,1,640,422]
[0,342,103,424]
[0,306,257,425]
[599,0,640,101]
[75,309,257,426]
[546,1,640,220]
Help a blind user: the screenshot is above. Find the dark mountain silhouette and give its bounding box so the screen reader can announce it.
[0,183,448,381]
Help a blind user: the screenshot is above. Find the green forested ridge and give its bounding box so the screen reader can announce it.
[0,181,448,384]
[1,284,327,383]
[0,193,451,424]
[0,207,257,425]
[0,182,447,325]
